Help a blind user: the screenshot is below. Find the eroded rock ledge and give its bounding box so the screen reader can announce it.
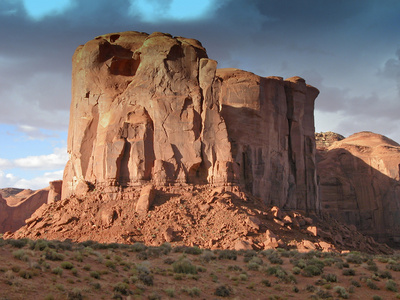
[62,31,319,212]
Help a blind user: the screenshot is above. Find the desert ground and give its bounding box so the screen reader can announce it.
[0,238,399,300]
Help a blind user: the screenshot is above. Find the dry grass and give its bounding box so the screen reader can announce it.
[0,238,399,299]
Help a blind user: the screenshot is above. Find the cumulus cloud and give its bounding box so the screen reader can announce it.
[0,169,63,190]
[0,147,68,171]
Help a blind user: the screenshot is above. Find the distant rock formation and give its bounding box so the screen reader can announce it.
[317,131,400,245]
[62,31,320,212]
[0,188,49,233]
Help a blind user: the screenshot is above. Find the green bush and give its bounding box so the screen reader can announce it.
[217,249,237,260]
[172,258,197,274]
[214,285,232,297]
[366,279,380,290]
[334,286,349,299]
[323,273,338,282]
[342,268,355,276]
[45,249,64,261]
[113,282,130,295]
[90,271,100,279]
[52,267,63,276]
[61,261,74,269]
[302,265,322,277]
[386,279,398,292]
[8,239,28,248]
[67,288,83,300]
[372,296,382,300]
[12,249,28,261]
[181,287,201,297]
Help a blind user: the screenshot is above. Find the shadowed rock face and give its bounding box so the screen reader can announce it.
[62,31,320,212]
[317,131,400,245]
[0,188,49,233]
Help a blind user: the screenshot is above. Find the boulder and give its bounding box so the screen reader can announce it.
[61,31,320,212]
[48,180,63,204]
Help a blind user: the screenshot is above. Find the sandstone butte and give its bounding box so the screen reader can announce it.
[3,31,399,253]
[317,131,400,246]
[62,31,320,212]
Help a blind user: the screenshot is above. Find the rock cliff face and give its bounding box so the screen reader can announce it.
[0,188,49,233]
[317,131,400,244]
[62,31,320,212]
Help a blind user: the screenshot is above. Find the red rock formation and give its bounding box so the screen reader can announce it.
[62,31,320,212]
[317,131,400,245]
[0,188,49,233]
[48,180,62,204]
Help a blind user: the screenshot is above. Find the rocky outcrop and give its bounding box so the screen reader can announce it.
[317,131,400,245]
[62,31,319,212]
[0,188,49,233]
[48,180,63,204]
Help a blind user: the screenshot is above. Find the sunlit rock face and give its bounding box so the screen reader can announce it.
[317,131,400,244]
[62,31,319,212]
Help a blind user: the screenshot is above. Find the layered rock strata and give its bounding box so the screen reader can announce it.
[317,131,400,244]
[62,31,319,212]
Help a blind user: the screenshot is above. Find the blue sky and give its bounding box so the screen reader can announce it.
[1,0,400,189]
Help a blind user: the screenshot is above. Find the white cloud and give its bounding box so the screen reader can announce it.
[13,170,64,190]
[0,169,63,190]
[13,147,68,170]
[17,125,58,140]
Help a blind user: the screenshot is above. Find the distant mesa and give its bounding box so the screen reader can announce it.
[316,131,400,246]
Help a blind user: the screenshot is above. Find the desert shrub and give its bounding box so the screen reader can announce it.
[12,249,29,261]
[268,253,283,265]
[239,273,248,281]
[372,296,382,300]
[136,263,154,286]
[90,271,100,279]
[164,287,175,297]
[227,265,242,272]
[29,239,49,251]
[302,265,322,277]
[181,287,201,297]
[105,260,116,270]
[67,288,83,300]
[345,252,364,264]
[351,279,361,287]
[261,279,271,287]
[71,268,78,276]
[292,286,299,293]
[113,282,130,295]
[163,257,175,265]
[174,246,202,255]
[247,262,260,271]
[44,249,64,261]
[323,273,338,282]
[172,258,197,274]
[129,242,147,252]
[316,289,333,299]
[386,279,398,292]
[387,262,400,271]
[52,267,63,276]
[8,238,28,248]
[342,268,355,276]
[366,278,380,290]
[242,250,258,262]
[200,250,216,262]
[305,284,316,292]
[216,249,237,260]
[61,261,74,269]
[18,269,34,279]
[292,266,301,274]
[334,286,349,299]
[291,258,307,269]
[214,285,232,297]
[83,264,91,271]
[260,249,274,257]
[378,270,392,279]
